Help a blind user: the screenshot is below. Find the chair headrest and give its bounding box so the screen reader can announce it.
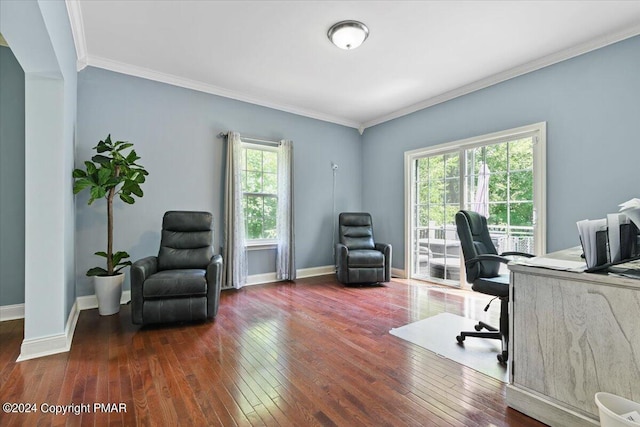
[456,209,500,280]
[339,212,372,227]
[463,210,487,238]
[162,211,212,232]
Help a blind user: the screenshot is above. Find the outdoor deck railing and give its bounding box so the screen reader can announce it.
[415,224,534,255]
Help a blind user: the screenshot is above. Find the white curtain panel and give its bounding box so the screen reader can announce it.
[276,140,296,280]
[222,131,247,289]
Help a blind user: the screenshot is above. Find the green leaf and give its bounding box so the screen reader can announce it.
[116,142,133,151]
[120,193,135,204]
[114,261,132,273]
[92,154,111,165]
[94,251,108,258]
[123,181,143,197]
[86,267,108,276]
[84,161,97,175]
[130,185,143,198]
[90,186,106,200]
[134,173,146,183]
[95,143,110,153]
[125,150,140,163]
[72,169,87,178]
[112,251,130,265]
[73,178,93,194]
[97,167,112,185]
[105,176,120,186]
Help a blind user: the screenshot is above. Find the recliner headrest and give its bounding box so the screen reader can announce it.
[339,212,372,227]
[163,211,212,232]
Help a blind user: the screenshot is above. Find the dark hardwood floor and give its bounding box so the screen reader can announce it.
[0,276,545,426]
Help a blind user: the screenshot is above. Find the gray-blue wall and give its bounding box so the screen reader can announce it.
[0,45,25,306]
[76,33,640,292]
[76,67,362,296]
[362,35,640,270]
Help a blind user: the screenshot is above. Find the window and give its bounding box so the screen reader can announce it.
[404,122,546,286]
[241,143,278,243]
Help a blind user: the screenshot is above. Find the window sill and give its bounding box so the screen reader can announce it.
[246,240,278,251]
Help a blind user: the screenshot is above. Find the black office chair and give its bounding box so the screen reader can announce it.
[454,210,534,363]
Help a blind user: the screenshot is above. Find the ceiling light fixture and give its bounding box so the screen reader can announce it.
[327,20,369,50]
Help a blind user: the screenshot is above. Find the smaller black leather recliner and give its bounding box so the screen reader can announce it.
[131,211,222,325]
[335,212,392,285]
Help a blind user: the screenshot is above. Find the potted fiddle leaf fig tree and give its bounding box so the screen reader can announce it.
[73,135,148,315]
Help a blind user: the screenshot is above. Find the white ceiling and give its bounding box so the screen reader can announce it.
[66,1,640,131]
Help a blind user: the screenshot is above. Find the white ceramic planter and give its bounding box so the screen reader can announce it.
[94,273,124,315]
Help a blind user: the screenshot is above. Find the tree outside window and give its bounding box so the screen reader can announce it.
[241,145,278,241]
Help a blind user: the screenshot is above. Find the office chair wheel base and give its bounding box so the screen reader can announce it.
[456,335,465,344]
[497,352,508,364]
[474,324,483,331]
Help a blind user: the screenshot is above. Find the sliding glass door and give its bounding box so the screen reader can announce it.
[412,152,461,284]
[405,123,546,286]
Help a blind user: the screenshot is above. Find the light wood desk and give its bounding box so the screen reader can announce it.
[507,248,640,426]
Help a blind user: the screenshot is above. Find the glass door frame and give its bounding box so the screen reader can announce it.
[403,122,547,285]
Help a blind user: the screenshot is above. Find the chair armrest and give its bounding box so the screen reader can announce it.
[206,254,223,319]
[375,242,392,282]
[501,251,535,258]
[465,253,511,268]
[335,243,348,284]
[375,242,392,254]
[132,256,158,281]
[130,256,158,325]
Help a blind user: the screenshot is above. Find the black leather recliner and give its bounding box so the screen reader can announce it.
[131,211,223,325]
[454,210,534,363]
[335,212,392,285]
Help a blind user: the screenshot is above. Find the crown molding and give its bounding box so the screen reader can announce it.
[85,55,361,129]
[71,15,639,133]
[361,23,640,130]
[65,0,88,70]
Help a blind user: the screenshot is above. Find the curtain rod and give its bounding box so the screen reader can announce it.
[217,132,281,146]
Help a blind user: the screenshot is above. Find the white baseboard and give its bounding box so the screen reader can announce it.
[244,265,335,286]
[17,300,80,362]
[391,268,406,279]
[297,265,335,278]
[245,272,278,286]
[0,303,25,321]
[76,290,131,311]
[16,290,132,362]
[244,265,402,286]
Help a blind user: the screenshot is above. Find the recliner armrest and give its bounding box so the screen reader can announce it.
[375,242,392,281]
[132,256,159,281]
[335,243,348,283]
[206,255,223,286]
[205,255,223,319]
[131,256,158,325]
[375,242,391,254]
